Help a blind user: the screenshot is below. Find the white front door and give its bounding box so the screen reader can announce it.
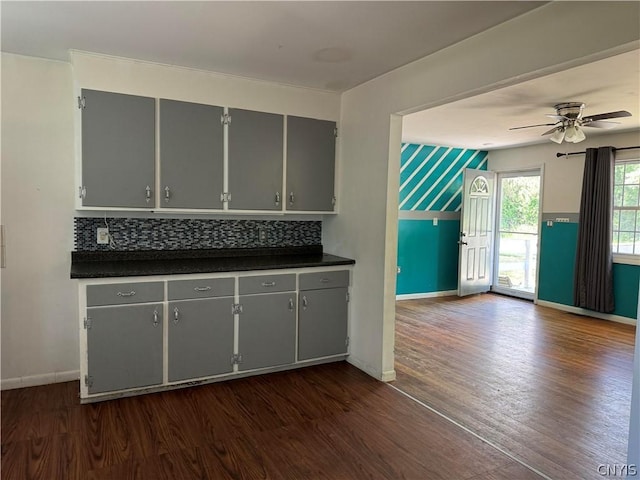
[458,168,496,297]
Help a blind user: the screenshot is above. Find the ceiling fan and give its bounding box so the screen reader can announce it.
[509,102,632,144]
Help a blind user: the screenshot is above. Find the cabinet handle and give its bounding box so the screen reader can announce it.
[302,295,308,310]
[173,307,180,324]
[289,192,295,205]
[145,186,152,203]
[275,192,280,206]
[152,309,159,327]
[262,281,276,287]
[288,298,294,311]
[164,186,171,202]
[320,278,331,284]
[194,286,212,292]
[117,290,136,297]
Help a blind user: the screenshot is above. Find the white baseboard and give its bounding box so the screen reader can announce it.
[347,356,380,379]
[396,290,457,300]
[347,356,397,383]
[1,370,80,391]
[536,300,637,326]
[380,369,397,382]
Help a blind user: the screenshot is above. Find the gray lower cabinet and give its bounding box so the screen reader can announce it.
[160,99,224,209]
[168,298,234,382]
[228,108,284,211]
[81,268,350,400]
[80,89,156,208]
[238,292,296,371]
[298,270,350,361]
[86,303,163,394]
[286,115,336,212]
[298,287,349,361]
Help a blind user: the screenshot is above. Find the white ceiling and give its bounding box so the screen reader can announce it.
[1,1,545,91]
[2,1,638,151]
[402,49,640,150]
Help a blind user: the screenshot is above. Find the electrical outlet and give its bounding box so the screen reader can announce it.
[97,227,109,245]
[258,227,267,243]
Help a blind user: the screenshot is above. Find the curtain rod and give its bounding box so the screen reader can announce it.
[556,145,640,158]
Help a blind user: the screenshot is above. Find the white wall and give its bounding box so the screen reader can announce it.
[489,130,640,214]
[1,54,77,387]
[1,52,340,387]
[323,1,640,380]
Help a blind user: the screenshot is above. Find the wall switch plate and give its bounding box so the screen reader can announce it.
[97,227,109,245]
[433,218,438,226]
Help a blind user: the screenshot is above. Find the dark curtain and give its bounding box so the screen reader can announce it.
[574,146,615,313]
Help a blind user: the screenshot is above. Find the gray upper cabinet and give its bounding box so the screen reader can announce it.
[160,99,224,209]
[80,89,156,208]
[286,116,336,212]
[228,109,284,211]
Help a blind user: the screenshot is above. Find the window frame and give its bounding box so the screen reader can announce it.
[612,156,640,266]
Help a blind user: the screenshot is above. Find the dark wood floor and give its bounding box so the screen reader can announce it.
[3,361,545,480]
[393,293,636,480]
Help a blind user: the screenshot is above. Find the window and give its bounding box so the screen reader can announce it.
[470,176,489,195]
[613,160,640,255]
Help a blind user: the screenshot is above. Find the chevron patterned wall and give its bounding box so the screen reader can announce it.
[399,143,488,211]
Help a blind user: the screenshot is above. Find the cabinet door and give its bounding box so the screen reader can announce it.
[81,89,156,208]
[238,292,296,371]
[160,99,224,209]
[168,298,234,382]
[228,109,284,210]
[298,288,348,361]
[87,303,163,394]
[286,116,336,212]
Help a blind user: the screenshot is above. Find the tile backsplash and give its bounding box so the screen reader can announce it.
[74,217,321,251]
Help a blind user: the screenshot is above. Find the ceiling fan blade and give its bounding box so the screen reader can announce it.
[541,126,561,136]
[582,119,620,129]
[545,114,567,122]
[509,123,558,131]
[582,110,632,122]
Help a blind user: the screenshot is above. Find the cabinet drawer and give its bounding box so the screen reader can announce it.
[168,278,234,300]
[239,274,296,295]
[87,282,164,306]
[299,270,349,291]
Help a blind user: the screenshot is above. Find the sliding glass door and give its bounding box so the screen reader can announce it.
[493,171,541,300]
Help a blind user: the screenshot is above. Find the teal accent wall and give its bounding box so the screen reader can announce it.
[399,144,488,212]
[612,263,640,319]
[538,220,640,319]
[397,143,488,295]
[397,219,460,294]
[538,222,578,305]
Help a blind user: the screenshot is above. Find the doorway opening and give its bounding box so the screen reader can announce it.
[492,170,541,300]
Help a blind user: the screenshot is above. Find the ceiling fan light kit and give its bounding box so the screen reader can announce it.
[550,128,565,144]
[510,101,632,144]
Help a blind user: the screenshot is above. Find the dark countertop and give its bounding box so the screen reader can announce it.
[70,246,355,279]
